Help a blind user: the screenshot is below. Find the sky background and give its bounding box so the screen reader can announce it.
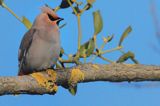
[0,0,160,106]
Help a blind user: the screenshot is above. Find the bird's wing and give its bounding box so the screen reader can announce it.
[18,28,36,75]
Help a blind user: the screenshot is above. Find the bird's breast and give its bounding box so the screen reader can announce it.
[25,29,60,70]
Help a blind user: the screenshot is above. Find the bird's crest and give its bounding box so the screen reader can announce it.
[41,6,59,19]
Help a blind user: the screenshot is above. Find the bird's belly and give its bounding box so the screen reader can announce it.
[25,39,60,71]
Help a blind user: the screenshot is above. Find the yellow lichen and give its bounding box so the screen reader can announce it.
[124,63,136,67]
[31,72,48,87]
[46,69,57,81]
[69,68,84,85]
[92,64,100,70]
[52,85,58,92]
[30,70,58,93]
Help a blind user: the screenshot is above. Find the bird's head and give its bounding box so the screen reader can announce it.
[34,6,63,27]
[41,6,63,26]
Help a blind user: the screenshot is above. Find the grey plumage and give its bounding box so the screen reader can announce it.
[18,6,63,75]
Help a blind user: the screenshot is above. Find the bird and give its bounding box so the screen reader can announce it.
[18,6,63,75]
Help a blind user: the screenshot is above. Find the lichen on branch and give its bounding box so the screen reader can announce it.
[0,63,160,95]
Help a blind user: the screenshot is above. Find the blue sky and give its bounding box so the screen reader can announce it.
[0,0,160,106]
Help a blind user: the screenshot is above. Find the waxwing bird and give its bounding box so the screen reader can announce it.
[18,6,63,75]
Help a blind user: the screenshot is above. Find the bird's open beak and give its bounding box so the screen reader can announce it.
[56,17,64,26]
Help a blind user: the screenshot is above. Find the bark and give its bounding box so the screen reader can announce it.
[0,63,160,95]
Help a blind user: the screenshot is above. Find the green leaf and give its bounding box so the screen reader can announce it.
[0,0,3,6]
[59,48,65,57]
[22,16,32,29]
[103,35,114,43]
[68,85,77,96]
[117,51,136,63]
[79,38,95,58]
[87,0,95,4]
[83,3,92,11]
[73,6,81,14]
[93,10,103,35]
[83,0,95,11]
[118,26,132,46]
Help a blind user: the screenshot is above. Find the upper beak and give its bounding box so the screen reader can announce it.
[58,17,64,22]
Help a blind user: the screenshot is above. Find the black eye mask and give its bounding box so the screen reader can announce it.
[47,13,64,26]
[47,13,57,21]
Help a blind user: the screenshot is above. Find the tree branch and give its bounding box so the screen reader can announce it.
[0,63,160,96]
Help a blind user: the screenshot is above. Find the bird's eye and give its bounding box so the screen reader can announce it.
[47,14,57,21]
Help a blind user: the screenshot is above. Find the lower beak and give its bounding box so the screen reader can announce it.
[57,18,64,26]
